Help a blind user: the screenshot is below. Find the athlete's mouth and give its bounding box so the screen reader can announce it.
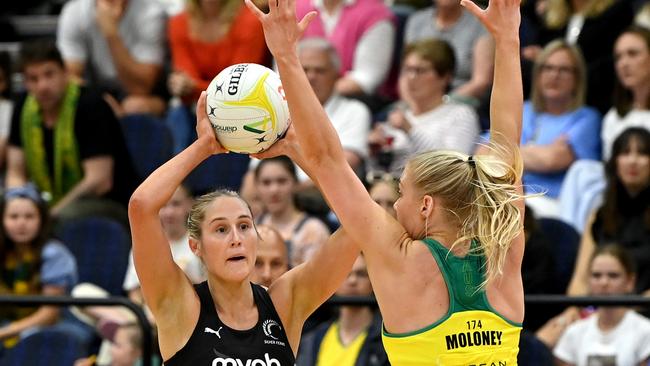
[228,256,246,262]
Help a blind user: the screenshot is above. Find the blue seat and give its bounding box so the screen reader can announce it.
[186,153,250,195]
[120,114,174,181]
[55,217,131,295]
[538,218,580,294]
[517,330,554,366]
[0,327,85,366]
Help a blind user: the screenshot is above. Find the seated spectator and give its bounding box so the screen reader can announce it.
[0,184,77,347]
[254,156,330,266]
[369,39,479,174]
[165,0,268,152]
[368,175,399,218]
[522,0,634,114]
[296,255,389,366]
[251,225,290,288]
[298,38,371,172]
[74,322,158,366]
[491,40,601,217]
[554,245,650,366]
[567,128,650,297]
[6,42,138,228]
[57,0,167,117]
[559,26,650,232]
[601,26,650,160]
[296,0,395,98]
[0,51,13,170]
[404,0,494,106]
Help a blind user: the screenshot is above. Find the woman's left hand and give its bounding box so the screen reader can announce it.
[245,0,317,60]
[196,91,228,155]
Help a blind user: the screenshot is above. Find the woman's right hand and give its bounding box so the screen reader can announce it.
[196,91,228,155]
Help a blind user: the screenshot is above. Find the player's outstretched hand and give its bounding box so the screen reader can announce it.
[196,91,228,155]
[461,0,520,41]
[245,0,317,60]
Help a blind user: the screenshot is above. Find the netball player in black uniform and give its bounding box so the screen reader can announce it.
[128,92,358,365]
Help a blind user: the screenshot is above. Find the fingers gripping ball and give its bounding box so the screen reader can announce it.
[206,63,291,153]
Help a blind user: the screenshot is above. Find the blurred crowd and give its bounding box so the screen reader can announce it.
[0,0,648,365]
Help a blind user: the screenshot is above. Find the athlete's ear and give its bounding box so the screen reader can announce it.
[420,195,434,219]
[189,237,202,257]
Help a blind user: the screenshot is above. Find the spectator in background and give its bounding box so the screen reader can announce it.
[368,176,398,218]
[254,156,330,267]
[252,225,290,288]
[165,0,268,153]
[567,128,650,298]
[74,322,152,366]
[554,245,650,366]
[0,184,77,347]
[480,40,601,218]
[296,0,395,98]
[522,0,634,114]
[298,38,371,172]
[369,39,479,174]
[57,0,167,117]
[0,51,13,171]
[404,0,494,107]
[602,26,650,160]
[558,26,650,232]
[6,42,138,227]
[296,255,389,366]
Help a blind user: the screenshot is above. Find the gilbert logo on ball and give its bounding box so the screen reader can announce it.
[206,63,290,154]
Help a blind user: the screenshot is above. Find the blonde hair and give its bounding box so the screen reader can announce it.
[530,39,587,112]
[406,146,524,287]
[187,189,254,240]
[544,0,615,29]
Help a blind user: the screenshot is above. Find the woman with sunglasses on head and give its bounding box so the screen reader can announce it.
[247,0,526,363]
[0,184,77,346]
[128,92,360,365]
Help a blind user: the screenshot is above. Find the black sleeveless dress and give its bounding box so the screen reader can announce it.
[165,281,296,366]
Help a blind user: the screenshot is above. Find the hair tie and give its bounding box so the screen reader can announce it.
[467,155,476,167]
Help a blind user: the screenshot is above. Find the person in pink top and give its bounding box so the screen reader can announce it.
[296,0,395,97]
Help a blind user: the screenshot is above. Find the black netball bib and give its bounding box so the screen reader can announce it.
[165,282,296,366]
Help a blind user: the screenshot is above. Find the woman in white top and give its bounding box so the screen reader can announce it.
[369,38,479,174]
[601,25,650,160]
[554,244,650,366]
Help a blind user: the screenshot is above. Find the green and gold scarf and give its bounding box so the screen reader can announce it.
[20,83,82,204]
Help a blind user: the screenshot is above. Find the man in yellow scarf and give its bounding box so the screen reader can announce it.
[5,41,137,227]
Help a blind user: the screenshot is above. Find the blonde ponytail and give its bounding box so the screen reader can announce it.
[407,146,524,288]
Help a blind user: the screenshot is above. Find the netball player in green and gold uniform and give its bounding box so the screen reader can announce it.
[247,0,526,364]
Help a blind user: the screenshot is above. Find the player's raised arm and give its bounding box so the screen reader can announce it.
[128,92,225,318]
[463,0,523,169]
[244,0,408,260]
